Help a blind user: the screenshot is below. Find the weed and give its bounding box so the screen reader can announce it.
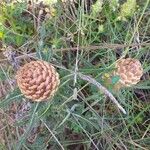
[0,0,150,149]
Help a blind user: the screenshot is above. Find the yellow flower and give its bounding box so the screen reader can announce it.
[104,73,110,78]
[50,7,57,16]
[102,73,110,80]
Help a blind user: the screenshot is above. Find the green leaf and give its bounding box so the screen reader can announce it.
[144,65,150,73]
[111,75,120,84]
[71,122,82,133]
[0,31,4,39]
[0,71,6,81]
[43,47,53,61]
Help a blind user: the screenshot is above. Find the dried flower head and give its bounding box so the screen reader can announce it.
[16,60,60,101]
[114,58,143,87]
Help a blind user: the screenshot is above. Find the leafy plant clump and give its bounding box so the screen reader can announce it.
[0,0,150,150]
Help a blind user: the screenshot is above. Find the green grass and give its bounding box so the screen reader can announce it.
[0,0,150,149]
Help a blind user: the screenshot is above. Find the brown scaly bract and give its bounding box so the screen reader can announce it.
[16,60,60,101]
[114,58,143,87]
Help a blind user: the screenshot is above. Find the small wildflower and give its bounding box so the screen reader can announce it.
[104,73,110,78]
[110,0,119,11]
[45,7,50,13]
[98,25,104,33]
[102,73,110,80]
[45,0,58,5]
[92,0,103,15]
[118,0,137,21]
[50,7,57,17]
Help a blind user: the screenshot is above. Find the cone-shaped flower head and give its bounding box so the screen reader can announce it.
[16,60,60,101]
[114,58,143,87]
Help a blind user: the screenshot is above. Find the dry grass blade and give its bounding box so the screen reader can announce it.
[41,119,65,150]
[78,73,127,114]
[0,42,150,63]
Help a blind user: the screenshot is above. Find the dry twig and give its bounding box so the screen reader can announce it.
[78,73,127,114]
[0,42,150,63]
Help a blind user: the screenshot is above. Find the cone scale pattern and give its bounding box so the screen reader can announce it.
[114,58,143,87]
[16,60,60,101]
